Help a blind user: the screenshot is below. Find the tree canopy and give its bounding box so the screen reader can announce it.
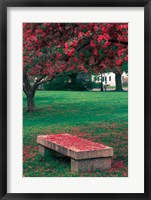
[23,23,128,111]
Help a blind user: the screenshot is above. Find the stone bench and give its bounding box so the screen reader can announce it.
[37,133,113,172]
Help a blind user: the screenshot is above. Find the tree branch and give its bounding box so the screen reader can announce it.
[33,75,47,90]
[35,76,55,86]
[33,73,72,88]
[109,39,128,45]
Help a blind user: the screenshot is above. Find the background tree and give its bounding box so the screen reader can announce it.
[23,23,128,112]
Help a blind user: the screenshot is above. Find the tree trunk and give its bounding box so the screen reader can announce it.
[115,73,123,91]
[100,73,104,91]
[27,93,35,112]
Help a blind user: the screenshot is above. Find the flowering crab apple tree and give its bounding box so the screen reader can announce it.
[23,23,128,112]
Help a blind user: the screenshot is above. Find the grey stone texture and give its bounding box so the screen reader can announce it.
[37,134,113,172]
[71,157,111,172]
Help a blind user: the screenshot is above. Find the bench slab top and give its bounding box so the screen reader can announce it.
[37,133,113,160]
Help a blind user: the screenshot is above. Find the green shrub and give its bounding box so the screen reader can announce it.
[67,79,93,91]
[43,77,94,91]
[91,82,101,89]
[43,76,69,90]
[43,74,103,91]
[122,81,128,87]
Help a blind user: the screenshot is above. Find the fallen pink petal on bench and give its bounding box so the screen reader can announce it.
[37,133,113,172]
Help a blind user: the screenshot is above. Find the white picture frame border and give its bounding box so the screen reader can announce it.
[7,7,144,194]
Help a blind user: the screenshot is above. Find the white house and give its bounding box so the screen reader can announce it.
[91,72,128,86]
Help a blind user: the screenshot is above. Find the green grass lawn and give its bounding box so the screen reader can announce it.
[23,90,128,177]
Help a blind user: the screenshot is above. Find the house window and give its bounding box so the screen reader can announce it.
[109,76,111,81]
[102,77,104,82]
[105,77,107,83]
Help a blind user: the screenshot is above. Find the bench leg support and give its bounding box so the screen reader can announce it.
[39,145,46,158]
[39,145,65,159]
[71,157,111,172]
